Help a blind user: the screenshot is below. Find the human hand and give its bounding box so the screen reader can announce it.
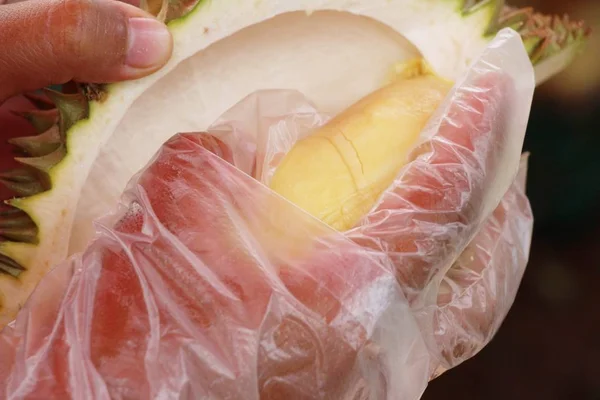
[0,0,172,104]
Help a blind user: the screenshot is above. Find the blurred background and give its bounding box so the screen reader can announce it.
[424,1,600,399]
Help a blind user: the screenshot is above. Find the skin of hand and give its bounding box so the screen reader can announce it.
[0,0,172,104]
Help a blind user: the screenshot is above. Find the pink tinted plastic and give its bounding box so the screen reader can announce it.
[1,29,534,399]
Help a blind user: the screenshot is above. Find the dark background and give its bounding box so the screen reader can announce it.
[424,1,600,399]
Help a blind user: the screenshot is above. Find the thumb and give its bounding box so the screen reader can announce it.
[0,0,173,102]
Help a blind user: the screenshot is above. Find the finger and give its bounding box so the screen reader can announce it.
[429,155,532,377]
[347,71,517,300]
[0,0,172,103]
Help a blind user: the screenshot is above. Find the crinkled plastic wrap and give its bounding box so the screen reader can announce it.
[0,29,535,399]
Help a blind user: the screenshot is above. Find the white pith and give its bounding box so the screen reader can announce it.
[0,0,566,326]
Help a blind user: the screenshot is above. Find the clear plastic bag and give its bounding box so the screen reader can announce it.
[0,29,535,399]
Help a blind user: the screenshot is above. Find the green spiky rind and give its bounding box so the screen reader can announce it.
[0,0,589,279]
[0,213,38,244]
[497,6,591,66]
[9,125,62,157]
[456,1,591,66]
[0,253,25,278]
[0,169,50,198]
[0,87,91,277]
[15,146,68,174]
[162,0,201,23]
[0,208,36,276]
[157,0,590,72]
[10,109,58,134]
[43,89,90,141]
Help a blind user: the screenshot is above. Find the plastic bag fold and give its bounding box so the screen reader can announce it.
[1,28,534,399]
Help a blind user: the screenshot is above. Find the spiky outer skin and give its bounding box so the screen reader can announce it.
[0,0,589,327]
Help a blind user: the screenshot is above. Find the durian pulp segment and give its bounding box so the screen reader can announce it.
[269,72,453,232]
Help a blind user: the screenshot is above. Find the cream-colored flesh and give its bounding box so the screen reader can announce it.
[68,11,424,254]
[65,0,501,255]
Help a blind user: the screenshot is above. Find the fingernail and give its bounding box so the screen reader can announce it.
[126,18,172,69]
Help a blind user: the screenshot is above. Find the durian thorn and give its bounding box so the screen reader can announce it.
[0,212,36,230]
[141,0,197,22]
[141,0,167,18]
[155,0,169,22]
[15,145,67,174]
[0,169,40,184]
[8,125,62,157]
[0,226,38,245]
[498,7,533,31]
[496,6,590,65]
[462,0,504,17]
[0,254,25,278]
[0,201,40,246]
[524,31,554,64]
[10,109,59,135]
[22,91,56,110]
[522,34,547,63]
[0,168,49,197]
[80,83,108,103]
[42,88,89,138]
[0,207,24,218]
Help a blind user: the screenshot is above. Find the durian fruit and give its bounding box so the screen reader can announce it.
[0,0,590,327]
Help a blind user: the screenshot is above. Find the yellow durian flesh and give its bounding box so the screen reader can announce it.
[269,71,453,232]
